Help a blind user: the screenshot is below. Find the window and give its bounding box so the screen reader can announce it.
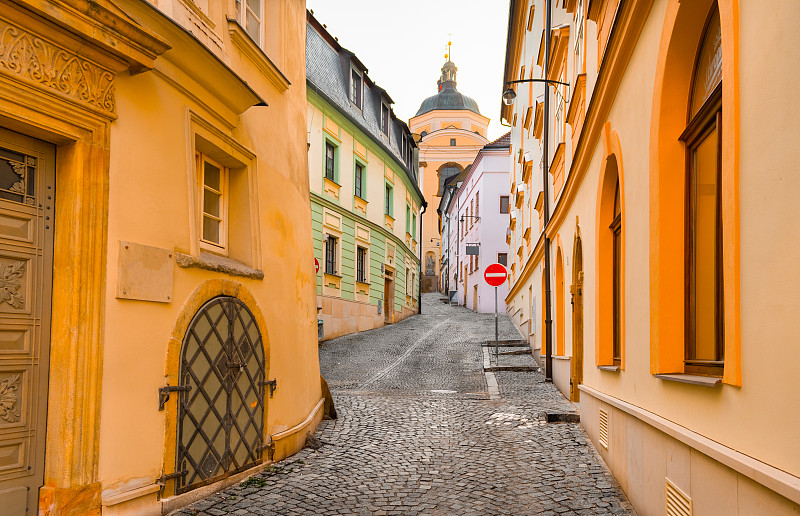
[475,192,480,218]
[199,155,227,249]
[351,70,362,108]
[325,142,336,181]
[498,253,508,266]
[356,246,367,283]
[235,0,262,44]
[325,235,338,275]
[611,179,622,365]
[681,7,723,376]
[412,212,417,240]
[381,104,390,135]
[354,162,364,198]
[500,196,510,214]
[450,138,456,146]
[385,183,393,216]
[406,205,411,234]
[469,200,474,227]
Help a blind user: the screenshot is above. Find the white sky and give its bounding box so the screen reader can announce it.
[306,1,510,141]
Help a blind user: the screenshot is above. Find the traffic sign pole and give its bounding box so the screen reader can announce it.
[494,286,499,363]
[483,263,508,365]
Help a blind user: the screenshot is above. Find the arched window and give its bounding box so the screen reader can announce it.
[556,247,565,356]
[596,132,623,369]
[611,179,621,365]
[680,5,723,376]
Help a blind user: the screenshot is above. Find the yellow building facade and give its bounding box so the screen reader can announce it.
[0,0,322,514]
[503,0,800,514]
[306,13,424,340]
[409,61,489,292]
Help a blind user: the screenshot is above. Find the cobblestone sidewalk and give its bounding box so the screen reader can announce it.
[173,294,634,516]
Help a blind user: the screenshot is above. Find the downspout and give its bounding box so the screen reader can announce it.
[543,0,554,382]
[418,201,427,314]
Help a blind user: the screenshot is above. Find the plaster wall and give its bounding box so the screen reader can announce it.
[94,0,323,511]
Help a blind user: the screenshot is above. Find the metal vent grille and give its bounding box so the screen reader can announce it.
[666,478,692,516]
[599,409,609,449]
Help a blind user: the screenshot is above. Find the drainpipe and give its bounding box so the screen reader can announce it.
[543,0,554,382]
[418,201,427,314]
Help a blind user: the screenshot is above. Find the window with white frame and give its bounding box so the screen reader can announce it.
[325,235,338,275]
[356,246,368,283]
[235,0,262,45]
[199,154,227,250]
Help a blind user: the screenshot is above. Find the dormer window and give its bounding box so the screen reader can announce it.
[381,103,389,135]
[351,69,362,109]
[235,0,262,45]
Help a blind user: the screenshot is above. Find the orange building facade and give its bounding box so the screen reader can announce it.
[502,0,800,514]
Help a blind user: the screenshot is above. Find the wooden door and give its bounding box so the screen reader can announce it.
[473,285,478,311]
[383,271,394,324]
[570,231,584,402]
[0,129,55,513]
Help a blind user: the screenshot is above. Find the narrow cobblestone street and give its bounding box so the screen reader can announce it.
[175,294,634,515]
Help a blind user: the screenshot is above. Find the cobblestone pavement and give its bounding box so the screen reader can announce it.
[174,294,634,516]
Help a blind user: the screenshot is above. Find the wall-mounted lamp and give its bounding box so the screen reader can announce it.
[502,78,570,106]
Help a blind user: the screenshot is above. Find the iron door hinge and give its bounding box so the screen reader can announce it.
[158,384,191,411]
[156,470,188,486]
[260,379,277,397]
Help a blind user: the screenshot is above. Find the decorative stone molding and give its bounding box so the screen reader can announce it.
[0,18,115,115]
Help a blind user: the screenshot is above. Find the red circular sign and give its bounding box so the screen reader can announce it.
[315,257,319,274]
[484,263,508,287]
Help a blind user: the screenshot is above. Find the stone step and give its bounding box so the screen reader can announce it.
[483,365,540,373]
[482,339,528,347]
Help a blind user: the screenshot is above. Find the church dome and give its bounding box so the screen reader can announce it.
[415,60,481,116]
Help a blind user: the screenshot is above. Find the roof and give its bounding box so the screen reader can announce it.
[486,131,511,148]
[306,11,425,204]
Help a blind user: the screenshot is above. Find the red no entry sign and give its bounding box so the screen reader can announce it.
[315,257,319,274]
[484,263,508,287]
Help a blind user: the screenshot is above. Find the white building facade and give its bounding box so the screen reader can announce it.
[444,134,512,312]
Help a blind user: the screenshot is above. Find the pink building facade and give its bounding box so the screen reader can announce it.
[442,134,511,313]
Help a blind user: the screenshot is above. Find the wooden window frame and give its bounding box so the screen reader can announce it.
[198,153,228,252]
[236,0,263,46]
[500,195,510,214]
[610,181,621,365]
[385,183,393,216]
[351,69,363,108]
[680,83,723,377]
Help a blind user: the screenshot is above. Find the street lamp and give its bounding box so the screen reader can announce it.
[502,78,570,106]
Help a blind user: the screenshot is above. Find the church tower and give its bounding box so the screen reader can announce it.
[410,58,490,292]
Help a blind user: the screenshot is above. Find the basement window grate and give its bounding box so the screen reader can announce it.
[599,409,609,449]
[666,478,692,516]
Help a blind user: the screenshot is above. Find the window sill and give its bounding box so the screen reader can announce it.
[356,280,370,287]
[598,365,620,372]
[176,252,264,279]
[324,272,342,279]
[655,374,721,387]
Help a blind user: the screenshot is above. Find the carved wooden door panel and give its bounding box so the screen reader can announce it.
[0,128,55,514]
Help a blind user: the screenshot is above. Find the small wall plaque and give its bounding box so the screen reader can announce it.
[117,241,174,303]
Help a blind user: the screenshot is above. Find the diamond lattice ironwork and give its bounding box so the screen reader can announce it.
[176,296,265,494]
